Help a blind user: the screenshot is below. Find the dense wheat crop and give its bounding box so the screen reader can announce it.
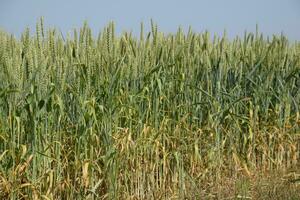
[0,19,300,199]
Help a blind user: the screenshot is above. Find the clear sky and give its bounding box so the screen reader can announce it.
[0,0,299,40]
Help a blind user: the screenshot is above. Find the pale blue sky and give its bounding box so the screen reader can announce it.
[0,0,299,40]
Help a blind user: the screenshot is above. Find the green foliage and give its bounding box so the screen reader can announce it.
[0,21,299,199]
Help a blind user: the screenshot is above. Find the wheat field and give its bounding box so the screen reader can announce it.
[0,19,300,199]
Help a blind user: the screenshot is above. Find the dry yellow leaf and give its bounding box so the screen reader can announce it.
[82,162,89,188]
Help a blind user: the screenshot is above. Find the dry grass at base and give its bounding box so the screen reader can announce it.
[1,159,300,199]
[201,167,300,200]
